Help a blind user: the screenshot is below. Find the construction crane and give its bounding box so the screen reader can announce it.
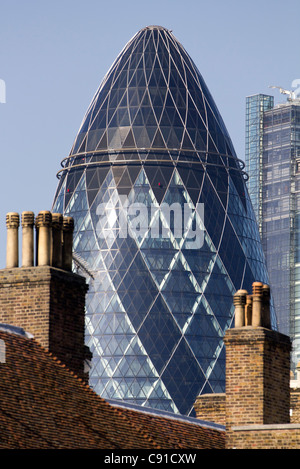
[269,85,296,101]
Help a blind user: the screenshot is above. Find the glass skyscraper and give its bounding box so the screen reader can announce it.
[245,94,274,234]
[53,26,273,415]
[245,93,300,370]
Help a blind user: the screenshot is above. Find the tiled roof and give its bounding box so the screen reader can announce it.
[0,329,225,449]
[109,400,225,449]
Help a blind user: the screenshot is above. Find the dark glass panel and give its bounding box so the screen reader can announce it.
[96,132,108,150]
[242,262,256,294]
[230,171,247,210]
[144,164,174,203]
[53,172,66,201]
[126,165,141,185]
[132,126,150,147]
[151,129,165,149]
[86,129,105,152]
[199,173,226,247]
[138,294,181,373]
[123,129,135,148]
[185,302,223,372]
[131,108,144,126]
[218,218,246,289]
[206,165,229,207]
[75,134,87,154]
[161,339,206,415]
[64,168,84,208]
[206,348,226,393]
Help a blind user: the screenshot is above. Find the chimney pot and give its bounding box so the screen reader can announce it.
[233,289,248,328]
[21,211,35,228]
[62,216,74,232]
[6,212,20,229]
[6,212,20,268]
[35,211,52,266]
[252,281,264,327]
[21,211,35,267]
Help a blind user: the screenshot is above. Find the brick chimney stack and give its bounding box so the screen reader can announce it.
[0,211,90,382]
[224,282,291,448]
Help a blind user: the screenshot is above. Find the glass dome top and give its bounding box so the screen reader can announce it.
[63,25,242,174]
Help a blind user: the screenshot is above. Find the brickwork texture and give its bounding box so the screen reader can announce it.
[0,266,88,380]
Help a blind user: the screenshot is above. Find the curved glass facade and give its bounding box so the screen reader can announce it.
[52,26,275,415]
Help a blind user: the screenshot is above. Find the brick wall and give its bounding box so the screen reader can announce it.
[0,266,89,381]
[229,425,300,449]
[290,389,300,423]
[194,386,300,448]
[224,326,292,449]
[224,327,291,432]
[194,393,226,427]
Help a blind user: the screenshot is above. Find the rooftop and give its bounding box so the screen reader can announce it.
[0,328,225,449]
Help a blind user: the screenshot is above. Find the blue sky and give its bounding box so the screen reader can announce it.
[0,0,299,267]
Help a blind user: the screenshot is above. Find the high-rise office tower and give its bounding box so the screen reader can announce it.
[52,26,273,415]
[245,94,274,234]
[246,92,300,369]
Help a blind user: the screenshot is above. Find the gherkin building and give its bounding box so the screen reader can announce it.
[52,25,275,416]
